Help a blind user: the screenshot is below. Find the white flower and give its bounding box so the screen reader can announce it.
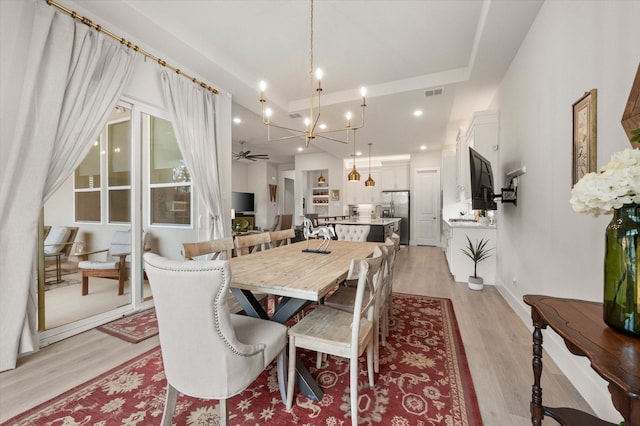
[570,148,640,216]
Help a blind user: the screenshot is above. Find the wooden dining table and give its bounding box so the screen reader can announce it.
[228,239,380,401]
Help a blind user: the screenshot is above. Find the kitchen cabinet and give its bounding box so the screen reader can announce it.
[444,220,496,284]
[456,110,498,202]
[344,163,407,205]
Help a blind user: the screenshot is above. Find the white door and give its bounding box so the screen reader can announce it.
[414,168,440,246]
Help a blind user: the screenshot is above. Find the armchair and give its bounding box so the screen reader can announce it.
[77,230,131,296]
[43,226,79,284]
[143,253,288,426]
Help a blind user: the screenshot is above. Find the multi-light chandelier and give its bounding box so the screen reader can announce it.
[259,0,366,147]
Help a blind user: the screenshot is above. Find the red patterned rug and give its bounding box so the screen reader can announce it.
[96,308,158,343]
[4,293,482,425]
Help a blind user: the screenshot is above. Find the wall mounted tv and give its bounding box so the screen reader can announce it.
[469,147,497,211]
[232,191,255,213]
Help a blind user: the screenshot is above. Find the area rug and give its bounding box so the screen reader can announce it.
[96,308,158,343]
[3,293,482,425]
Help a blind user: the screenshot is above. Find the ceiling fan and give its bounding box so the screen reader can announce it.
[233,140,269,161]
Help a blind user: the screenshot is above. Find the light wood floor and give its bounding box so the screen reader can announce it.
[0,246,593,424]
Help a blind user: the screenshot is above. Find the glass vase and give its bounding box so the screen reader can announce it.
[604,203,640,335]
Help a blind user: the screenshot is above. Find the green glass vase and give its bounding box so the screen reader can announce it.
[604,203,640,335]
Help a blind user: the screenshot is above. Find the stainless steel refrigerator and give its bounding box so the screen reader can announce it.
[380,190,410,245]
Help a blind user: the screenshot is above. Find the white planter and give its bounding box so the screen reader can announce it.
[468,276,484,291]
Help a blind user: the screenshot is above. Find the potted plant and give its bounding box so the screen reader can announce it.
[461,236,494,290]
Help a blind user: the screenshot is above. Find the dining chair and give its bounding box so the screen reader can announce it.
[335,224,370,242]
[286,249,383,426]
[388,233,401,324]
[182,237,235,260]
[181,237,265,314]
[269,228,296,248]
[279,214,293,230]
[144,253,288,426]
[324,244,389,372]
[235,232,271,256]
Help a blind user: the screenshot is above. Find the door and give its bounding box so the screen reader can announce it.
[414,168,440,246]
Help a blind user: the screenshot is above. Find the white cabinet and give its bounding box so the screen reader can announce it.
[445,223,496,284]
[456,110,498,202]
[379,165,408,190]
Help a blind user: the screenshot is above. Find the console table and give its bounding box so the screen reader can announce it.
[524,295,640,426]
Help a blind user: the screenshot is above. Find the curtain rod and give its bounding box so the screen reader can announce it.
[45,0,219,95]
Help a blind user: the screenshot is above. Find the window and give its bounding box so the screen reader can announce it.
[74,105,131,223]
[145,114,192,226]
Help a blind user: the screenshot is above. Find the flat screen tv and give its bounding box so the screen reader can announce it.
[232,191,255,213]
[469,147,497,210]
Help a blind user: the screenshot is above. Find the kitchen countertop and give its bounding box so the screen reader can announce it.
[323,218,401,226]
[444,218,496,229]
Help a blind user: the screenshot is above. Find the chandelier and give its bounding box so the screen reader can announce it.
[259,0,366,147]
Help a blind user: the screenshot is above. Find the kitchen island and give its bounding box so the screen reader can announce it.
[322,218,401,243]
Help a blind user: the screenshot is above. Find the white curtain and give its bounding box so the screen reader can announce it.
[160,70,229,240]
[0,1,136,371]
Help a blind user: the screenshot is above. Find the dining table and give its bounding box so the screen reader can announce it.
[228,239,380,401]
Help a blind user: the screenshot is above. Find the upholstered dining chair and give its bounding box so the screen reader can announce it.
[269,228,296,248]
[286,249,383,426]
[235,232,271,256]
[77,230,131,296]
[335,224,370,242]
[144,253,288,426]
[279,214,293,230]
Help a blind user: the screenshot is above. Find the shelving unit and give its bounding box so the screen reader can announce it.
[311,187,330,205]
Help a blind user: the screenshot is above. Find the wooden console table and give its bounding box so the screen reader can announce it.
[524,295,640,426]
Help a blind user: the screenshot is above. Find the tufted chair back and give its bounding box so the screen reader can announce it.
[335,224,370,242]
[143,253,288,425]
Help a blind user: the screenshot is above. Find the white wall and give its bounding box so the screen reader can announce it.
[493,1,639,421]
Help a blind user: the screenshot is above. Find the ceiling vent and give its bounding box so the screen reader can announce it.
[424,87,444,97]
[289,112,302,119]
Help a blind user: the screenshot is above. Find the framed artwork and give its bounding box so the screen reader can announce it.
[621,63,640,149]
[572,89,597,185]
[330,189,340,201]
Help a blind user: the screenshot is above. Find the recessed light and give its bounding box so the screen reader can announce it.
[420,145,427,150]
[356,151,362,156]
[233,117,241,124]
[297,147,304,152]
[413,110,423,117]
[319,123,327,130]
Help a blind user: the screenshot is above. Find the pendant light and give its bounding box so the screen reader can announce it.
[318,171,326,185]
[347,129,361,181]
[365,143,375,187]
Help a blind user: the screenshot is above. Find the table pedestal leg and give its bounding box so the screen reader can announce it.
[231,288,324,402]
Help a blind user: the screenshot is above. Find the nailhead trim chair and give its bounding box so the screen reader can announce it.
[144,253,288,426]
[335,224,370,242]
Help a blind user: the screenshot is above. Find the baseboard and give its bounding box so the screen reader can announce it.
[494,284,624,424]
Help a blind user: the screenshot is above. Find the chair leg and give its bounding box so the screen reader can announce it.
[350,355,359,426]
[373,317,380,374]
[82,275,89,296]
[276,348,287,404]
[118,267,125,295]
[286,337,297,411]
[161,382,178,426]
[367,342,375,387]
[219,398,229,426]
